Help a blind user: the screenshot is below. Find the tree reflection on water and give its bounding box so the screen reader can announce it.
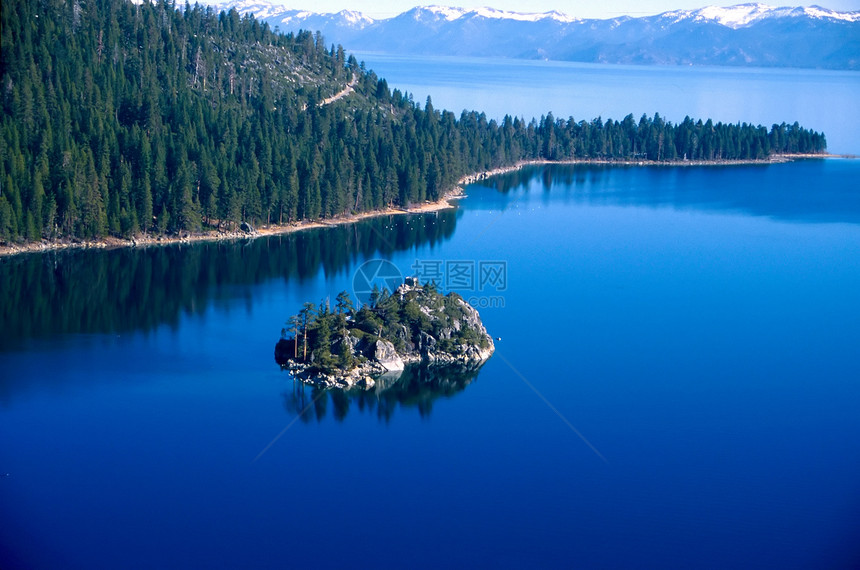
[282,363,483,423]
[0,208,460,350]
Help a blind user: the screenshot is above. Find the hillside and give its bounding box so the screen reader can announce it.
[0,0,827,246]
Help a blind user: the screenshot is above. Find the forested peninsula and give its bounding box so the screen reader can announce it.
[0,0,828,248]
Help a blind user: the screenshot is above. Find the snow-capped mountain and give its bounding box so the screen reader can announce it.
[274,8,373,29]
[208,2,860,69]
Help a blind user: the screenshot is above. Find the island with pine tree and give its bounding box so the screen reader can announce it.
[275,278,495,388]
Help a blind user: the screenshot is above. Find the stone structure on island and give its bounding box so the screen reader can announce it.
[275,277,495,389]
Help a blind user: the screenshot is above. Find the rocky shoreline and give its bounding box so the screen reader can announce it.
[0,189,463,258]
[280,340,493,390]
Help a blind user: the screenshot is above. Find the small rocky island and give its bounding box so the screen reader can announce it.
[275,278,495,388]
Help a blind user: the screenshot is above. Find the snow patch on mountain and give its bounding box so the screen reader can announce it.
[661,3,860,28]
[801,5,860,22]
[212,0,285,20]
[418,5,468,22]
[468,7,578,23]
[337,10,374,27]
[696,4,788,27]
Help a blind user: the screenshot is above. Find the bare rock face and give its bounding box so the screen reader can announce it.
[374,339,405,372]
[418,331,437,352]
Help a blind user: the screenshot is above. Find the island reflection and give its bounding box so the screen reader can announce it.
[282,363,481,423]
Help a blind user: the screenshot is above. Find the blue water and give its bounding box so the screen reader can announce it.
[356,54,860,155]
[2,159,859,568]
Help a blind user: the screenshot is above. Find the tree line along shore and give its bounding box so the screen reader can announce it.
[0,153,839,258]
[1,0,828,252]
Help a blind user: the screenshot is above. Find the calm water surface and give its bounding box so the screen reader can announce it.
[357,54,860,155]
[2,159,859,568]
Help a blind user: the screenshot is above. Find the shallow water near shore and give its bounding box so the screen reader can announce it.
[2,159,859,568]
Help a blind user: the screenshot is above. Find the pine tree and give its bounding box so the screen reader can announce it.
[0,0,827,246]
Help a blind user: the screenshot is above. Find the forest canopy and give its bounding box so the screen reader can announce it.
[0,0,828,244]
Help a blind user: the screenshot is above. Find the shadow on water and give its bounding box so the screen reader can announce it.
[473,161,860,225]
[282,363,481,423]
[0,209,461,351]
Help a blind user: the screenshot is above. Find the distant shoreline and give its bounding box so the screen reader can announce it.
[0,153,847,259]
[457,153,849,184]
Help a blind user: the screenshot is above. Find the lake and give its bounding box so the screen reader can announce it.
[2,60,860,569]
[356,54,860,156]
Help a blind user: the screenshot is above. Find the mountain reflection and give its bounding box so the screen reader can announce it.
[0,209,459,350]
[477,161,860,225]
[282,363,480,423]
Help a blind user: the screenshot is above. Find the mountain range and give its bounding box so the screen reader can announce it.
[209,2,860,69]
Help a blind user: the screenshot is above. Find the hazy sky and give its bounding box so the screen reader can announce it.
[268,0,860,19]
